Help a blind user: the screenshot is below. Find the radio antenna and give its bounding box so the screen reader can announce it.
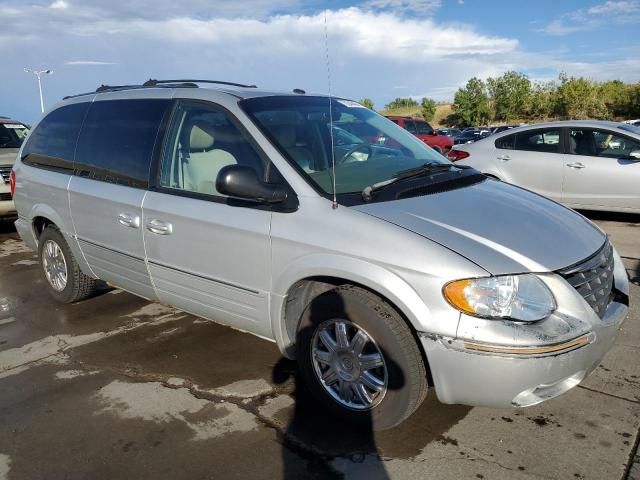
[323,11,338,209]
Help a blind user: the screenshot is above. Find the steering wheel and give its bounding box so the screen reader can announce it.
[338,143,373,164]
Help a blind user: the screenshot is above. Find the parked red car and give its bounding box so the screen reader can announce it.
[386,116,453,154]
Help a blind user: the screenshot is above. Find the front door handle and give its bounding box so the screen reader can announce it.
[497,155,511,161]
[567,162,586,169]
[146,219,173,235]
[117,213,140,228]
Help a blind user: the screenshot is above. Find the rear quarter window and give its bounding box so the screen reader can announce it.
[75,99,170,188]
[22,103,90,167]
[494,133,515,149]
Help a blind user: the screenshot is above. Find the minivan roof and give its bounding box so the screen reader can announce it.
[63,79,316,102]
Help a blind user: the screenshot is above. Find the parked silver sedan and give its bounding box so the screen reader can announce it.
[450,120,640,213]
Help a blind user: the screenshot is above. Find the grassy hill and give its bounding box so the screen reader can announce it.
[380,103,452,127]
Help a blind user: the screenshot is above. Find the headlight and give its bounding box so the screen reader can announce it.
[443,274,556,321]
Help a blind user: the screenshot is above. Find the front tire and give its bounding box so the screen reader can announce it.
[296,286,428,430]
[38,226,97,303]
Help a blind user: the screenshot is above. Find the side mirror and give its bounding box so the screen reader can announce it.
[629,150,640,161]
[216,165,288,204]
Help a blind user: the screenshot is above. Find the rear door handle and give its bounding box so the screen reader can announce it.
[117,213,140,228]
[497,155,511,161]
[146,219,173,235]
[567,162,586,169]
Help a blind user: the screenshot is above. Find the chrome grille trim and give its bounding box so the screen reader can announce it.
[0,166,10,184]
[558,240,614,319]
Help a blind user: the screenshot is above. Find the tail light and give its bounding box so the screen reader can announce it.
[9,170,16,198]
[447,150,470,162]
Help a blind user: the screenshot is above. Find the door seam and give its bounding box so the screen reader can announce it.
[67,176,98,279]
[141,190,160,300]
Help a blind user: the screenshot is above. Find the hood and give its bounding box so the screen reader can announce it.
[0,148,19,167]
[354,179,605,275]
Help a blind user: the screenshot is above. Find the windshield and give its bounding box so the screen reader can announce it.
[241,96,448,195]
[619,123,640,136]
[0,122,29,148]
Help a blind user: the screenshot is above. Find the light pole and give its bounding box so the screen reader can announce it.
[24,68,54,113]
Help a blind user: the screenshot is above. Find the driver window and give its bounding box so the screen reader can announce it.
[568,129,640,158]
[415,121,433,135]
[160,102,266,197]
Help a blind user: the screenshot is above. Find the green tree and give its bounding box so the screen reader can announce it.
[360,98,375,110]
[384,97,419,110]
[487,71,532,122]
[452,77,491,126]
[627,84,640,118]
[598,80,629,118]
[556,73,608,119]
[420,97,437,122]
[525,81,558,120]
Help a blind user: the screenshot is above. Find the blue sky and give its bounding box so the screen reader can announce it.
[1,0,638,124]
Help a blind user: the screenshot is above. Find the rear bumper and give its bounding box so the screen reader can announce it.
[0,198,15,217]
[421,300,628,407]
[14,216,37,250]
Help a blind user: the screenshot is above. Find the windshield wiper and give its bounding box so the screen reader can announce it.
[361,162,453,202]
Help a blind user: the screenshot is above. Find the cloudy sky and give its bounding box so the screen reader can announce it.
[1,0,638,123]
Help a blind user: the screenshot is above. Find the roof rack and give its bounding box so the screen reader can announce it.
[95,84,148,93]
[63,78,257,101]
[143,79,258,88]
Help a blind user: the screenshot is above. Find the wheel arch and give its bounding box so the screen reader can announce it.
[271,256,434,383]
[28,205,96,279]
[29,204,67,241]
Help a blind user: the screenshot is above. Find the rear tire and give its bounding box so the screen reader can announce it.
[296,285,428,430]
[38,226,97,303]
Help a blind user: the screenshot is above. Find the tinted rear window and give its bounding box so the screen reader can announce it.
[514,129,560,153]
[495,133,515,149]
[22,103,90,163]
[75,99,170,187]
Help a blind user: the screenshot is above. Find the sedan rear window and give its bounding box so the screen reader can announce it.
[514,129,560,153]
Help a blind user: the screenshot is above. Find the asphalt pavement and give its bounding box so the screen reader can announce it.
[0,211,638,480]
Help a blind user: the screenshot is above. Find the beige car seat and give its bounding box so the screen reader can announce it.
[184,123,237,195]
[272,124,313,172]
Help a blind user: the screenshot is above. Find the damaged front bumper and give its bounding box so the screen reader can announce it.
[420,299,626,407]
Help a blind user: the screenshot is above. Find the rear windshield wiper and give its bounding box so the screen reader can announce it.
[361,162,453,202]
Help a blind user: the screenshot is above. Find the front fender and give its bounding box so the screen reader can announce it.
[270,253,435,356]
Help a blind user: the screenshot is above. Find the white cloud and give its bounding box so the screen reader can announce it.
[543,0,640,35]
[92,8,517,61]
[49,0,69,9]
[587,0,639,14]
[362,0,442,15]
[65,61,118,65]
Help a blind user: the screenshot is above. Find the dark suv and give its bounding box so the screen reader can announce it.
[385,116,453,154]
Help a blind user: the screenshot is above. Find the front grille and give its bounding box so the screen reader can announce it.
[558,240,614,318]
[0,167,10,184]
[0,192,11,201]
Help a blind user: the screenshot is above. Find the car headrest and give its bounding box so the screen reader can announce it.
[272,124,296,149]
[190,124,215,151]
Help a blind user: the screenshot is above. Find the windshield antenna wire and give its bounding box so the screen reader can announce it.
[324,11,338,209]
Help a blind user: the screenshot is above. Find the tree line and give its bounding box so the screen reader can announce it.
[362,72,640,127]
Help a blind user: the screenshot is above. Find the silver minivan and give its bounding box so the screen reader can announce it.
[12,80,629,429]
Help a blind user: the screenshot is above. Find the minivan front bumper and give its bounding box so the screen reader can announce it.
[420,299,627,407]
